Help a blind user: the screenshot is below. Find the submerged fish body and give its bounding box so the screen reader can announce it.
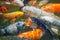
[41,4,60,13]
[0,11,24,23]
[2,11,24,19]
[0,21,25,35]
[17,29,43,40]
[40,16,60,27]
[4,0,24,7]
[13,0,24,7]
[38,0,49,7]
[22,6,54,17]
[0,5,8,13]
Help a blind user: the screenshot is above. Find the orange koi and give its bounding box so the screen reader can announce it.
[41,3,60,13]
[17,29,43,40]
[28,0,38,7]
[25,17,32,27]
[0,5,8,13]
[33,1,38,7]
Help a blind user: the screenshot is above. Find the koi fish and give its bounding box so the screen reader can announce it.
[12,0,24,7]
[28,0,38,7]
[0,21,25,35]
[25,17,37,29]
[0,5,8,13]
[17,29,43,40]
[27,0,49,7]
[23,0,38,7]
[4,0,24,7]
[30,17,53,37]
[0,11,24,23]
[30,17,56,40]
[41,3,60,13]
[32,0,38,7]
[2,11,24,19]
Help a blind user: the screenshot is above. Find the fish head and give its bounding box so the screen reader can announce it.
[0,5,8,13]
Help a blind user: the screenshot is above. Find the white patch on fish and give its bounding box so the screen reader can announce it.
[5,21,25,34]
[40,16,54,23]
[51,27,58,35]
